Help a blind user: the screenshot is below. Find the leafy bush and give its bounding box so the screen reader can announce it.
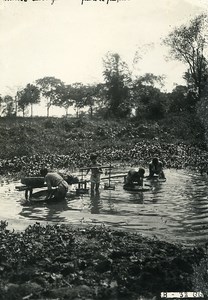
[60,119,74,132]
[44,119,55,129]
[147,100,166,120]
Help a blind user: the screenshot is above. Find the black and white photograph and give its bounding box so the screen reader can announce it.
[0,0,208,299]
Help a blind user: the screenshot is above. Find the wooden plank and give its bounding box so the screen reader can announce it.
[15,184,47,191]
[21,177,45,187]
[16,186,28,191]
[123,185,151,192]
[80,166,114,171]
[101,174,126,180]
[145,177,166,182]
[74,180,90,184]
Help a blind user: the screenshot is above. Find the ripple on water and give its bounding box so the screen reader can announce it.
[1,169,208,246]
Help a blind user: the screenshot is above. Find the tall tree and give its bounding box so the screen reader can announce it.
[2,95,15,117]
[36,77,64,117]
[24,84,40,117]
[132,73,166,119]
[84,83,102,118]
[0,95,3,116]
[70,83,86,118]
[17,84,40,117]
[168,85,196,113]
[53,84,75,116]
[103,52,132,118]
[163,14,208,100]
[88,83,108,119]
[17,89,28,117]
[54,82,86,118]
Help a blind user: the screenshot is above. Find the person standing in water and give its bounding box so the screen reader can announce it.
[86,154,103,192]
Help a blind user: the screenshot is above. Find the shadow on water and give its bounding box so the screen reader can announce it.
[89,190,102,214]
[19,200,69,222]
[1,168,208,246]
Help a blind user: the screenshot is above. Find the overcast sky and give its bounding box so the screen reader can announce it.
[0,0,207,115]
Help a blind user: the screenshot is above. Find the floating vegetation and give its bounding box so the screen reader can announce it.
[0,221,206,300]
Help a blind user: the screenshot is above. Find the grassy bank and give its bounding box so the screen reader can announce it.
[0,113,207,176]
[0,222,207,300]
[0,113,205,159]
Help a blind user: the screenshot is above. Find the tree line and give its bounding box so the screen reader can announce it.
[0,13,207,121]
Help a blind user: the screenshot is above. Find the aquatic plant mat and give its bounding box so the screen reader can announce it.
[0,221,207,300]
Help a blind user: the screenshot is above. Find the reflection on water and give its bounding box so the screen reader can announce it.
[19,200,69,222]
[89,190,102,214]
[1,168,208,246]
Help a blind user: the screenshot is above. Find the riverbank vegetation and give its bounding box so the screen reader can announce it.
[0,221,207,300]
[0,113,206,177]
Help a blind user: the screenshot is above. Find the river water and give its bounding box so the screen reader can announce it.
[1,168,208,246]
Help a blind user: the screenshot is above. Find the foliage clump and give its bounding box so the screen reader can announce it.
[0,221,206,300]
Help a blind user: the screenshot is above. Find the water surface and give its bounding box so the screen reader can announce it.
[1,168,208,246]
